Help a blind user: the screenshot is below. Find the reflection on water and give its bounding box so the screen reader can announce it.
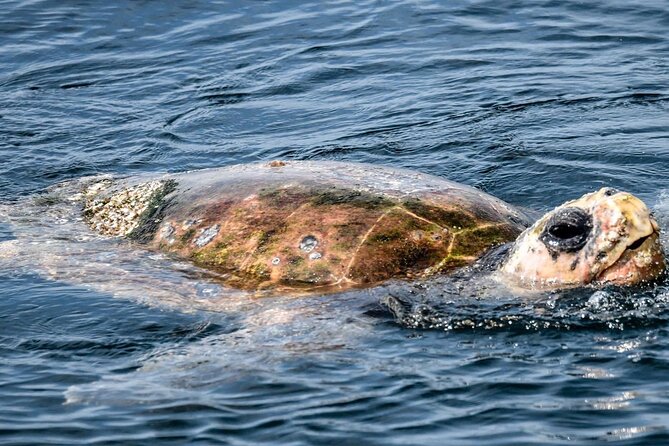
[2,0,669,444]
[3,163,669,445]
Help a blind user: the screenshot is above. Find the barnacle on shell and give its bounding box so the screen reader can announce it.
[83,180,168,236]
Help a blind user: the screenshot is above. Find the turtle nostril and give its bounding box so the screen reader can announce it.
[603,188,619,197]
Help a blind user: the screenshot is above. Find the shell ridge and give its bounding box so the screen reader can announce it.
[342,207,395,283]
[397,206,445,230]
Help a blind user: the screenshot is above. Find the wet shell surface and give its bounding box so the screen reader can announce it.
[81,161,531,293]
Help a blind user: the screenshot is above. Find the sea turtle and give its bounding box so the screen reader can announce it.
[71,160,665,294]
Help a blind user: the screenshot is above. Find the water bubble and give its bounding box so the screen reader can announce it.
[195,283,222,298]
[587,290,611,309]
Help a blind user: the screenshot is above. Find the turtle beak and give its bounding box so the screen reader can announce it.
[581,188,665,285]
[595,213,666,285]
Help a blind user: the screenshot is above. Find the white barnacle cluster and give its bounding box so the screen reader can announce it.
[195,224,220,247]
[83,180,166,236]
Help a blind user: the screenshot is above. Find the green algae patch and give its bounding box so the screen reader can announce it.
[450,224,520,258]
[347,208,450,283]
[287,255,304,266]
[424,256,472,275]
[332,222,369,251]
[310,187,395,210]
[255,229,279,253]
[402,198,477,230]
[191,241,231,266]
[245,261,271,281]
[127,180,178,243]
[369,228,404,244]
[258,186,311,209]
[180,228,196,243]
[281,260,334,286]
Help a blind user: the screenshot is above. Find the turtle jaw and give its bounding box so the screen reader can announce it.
[594,229,666,286]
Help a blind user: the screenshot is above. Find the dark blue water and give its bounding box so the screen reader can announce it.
[2,0,669,444]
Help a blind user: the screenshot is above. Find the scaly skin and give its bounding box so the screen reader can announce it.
[501,188,666,288]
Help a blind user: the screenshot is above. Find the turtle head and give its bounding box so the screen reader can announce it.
[501,188,666,289]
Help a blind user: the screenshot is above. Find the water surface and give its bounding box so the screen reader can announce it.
[2,0,669,444]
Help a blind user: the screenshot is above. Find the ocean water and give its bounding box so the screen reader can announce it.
[1,0,669,444]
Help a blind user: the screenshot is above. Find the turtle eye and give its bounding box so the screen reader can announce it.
[540,207,592,253]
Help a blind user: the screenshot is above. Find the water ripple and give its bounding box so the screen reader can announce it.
[2,0,669,444]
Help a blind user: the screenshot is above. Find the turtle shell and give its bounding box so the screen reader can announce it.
[83,161,531,293]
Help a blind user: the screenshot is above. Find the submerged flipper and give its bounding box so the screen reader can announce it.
[0,240,22,268]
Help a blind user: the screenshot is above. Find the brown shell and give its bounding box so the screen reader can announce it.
[85,161,531,293]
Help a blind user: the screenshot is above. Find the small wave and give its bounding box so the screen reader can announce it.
[382,277,669,332]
